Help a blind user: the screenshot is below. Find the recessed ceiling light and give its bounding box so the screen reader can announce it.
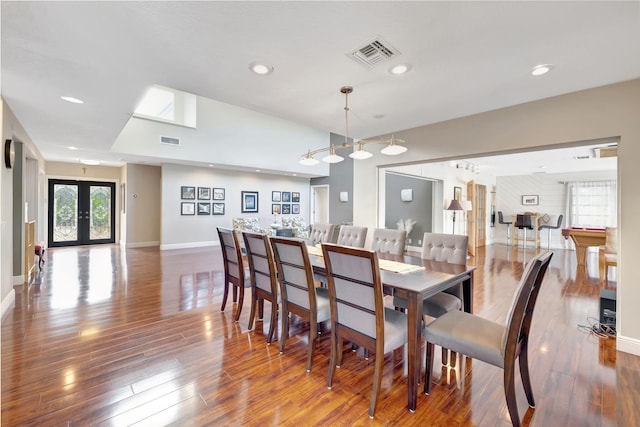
[531,64,553,76]
[67,146,78,150]
[80,159,100,166]
[256,169,261,172]
[389,64,411,75]
[249,62,274,75]
[61,96,84,104]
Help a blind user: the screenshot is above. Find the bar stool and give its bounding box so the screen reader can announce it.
[514,214,533,248]
[497,211,512,245]
[539,214,563,249]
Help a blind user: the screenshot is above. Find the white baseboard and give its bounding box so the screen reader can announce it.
[12,275,24,286]
[617,334,640,356]
[126,241,160,248]
[1,289,16,322]
[160,241,219,251]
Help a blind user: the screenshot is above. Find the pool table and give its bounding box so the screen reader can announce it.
[562,227,606,267]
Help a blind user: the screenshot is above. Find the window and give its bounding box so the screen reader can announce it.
[568,180,616,227]
[133,85,196,128]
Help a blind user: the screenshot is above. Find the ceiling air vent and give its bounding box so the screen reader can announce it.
[350,37,400,68]
[160,135,180,146]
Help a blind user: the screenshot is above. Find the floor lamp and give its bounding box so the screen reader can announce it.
[446,199,464,234]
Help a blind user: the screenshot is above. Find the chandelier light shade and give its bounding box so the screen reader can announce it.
[299,86,408,166]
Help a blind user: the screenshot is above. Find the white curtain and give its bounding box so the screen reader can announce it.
[566,180,617,228]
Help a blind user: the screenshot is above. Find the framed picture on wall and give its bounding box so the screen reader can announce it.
[454,186,462,201]
[197,202,211,215]
[213,188,225,200]
[292,204,300,214]
[292,192,300,202]
[272,204,281,214]
[522,195,539,206]
[282,203,291,214]
[282,191,291,202]
[212,202,225,215]
[181,202,195,215]
[198,187,211,200]
[181,186,195,200]
[272,191,281,202]
[242,191,259,213]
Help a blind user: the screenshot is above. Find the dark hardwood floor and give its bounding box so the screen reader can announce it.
[2,243,638,426]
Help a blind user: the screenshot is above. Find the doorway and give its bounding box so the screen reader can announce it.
[311,185,329,225]
[48,179,116,247]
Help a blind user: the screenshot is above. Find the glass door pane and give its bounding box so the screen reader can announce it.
[89,185,112,241]
[53,183,79,243]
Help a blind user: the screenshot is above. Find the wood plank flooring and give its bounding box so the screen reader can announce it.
[2,243,638,426]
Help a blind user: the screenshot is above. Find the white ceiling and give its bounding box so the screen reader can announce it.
[1,2,638,173]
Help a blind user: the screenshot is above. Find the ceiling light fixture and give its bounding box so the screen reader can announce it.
[61,96,84,104]
[249,61,274,75]
[389,64,411,75]
[531,64,552,76]
[80,159,100,165]
[299,86,408,166]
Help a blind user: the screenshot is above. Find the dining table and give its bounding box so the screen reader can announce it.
[305,244,476,412]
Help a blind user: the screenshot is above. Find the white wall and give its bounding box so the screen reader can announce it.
[124,164,161,248]
[353,79,640,356]
[160,163,311,249]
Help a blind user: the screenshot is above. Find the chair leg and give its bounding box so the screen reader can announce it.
[232,285,238,303]
[605,265,609,284]
[504,367,521,427]
[266,298,277,344]
[336,336,344,368]
[369,347,384,419]
[450,351,457,368]
[424,342,435,394]
[441,347,448,366]
[327,329,338,389]
[220,279,229,312]
[247,288,257,330]
[234,285,244,322]
[280,308,289,354]
[518,344,535,407]
[306,320,317,372]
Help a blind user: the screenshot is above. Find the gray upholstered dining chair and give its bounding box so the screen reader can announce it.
[309,223,335,245]
[217,227,251,322]
[335,225,368,248]
[370,228,406,255]
[270,237,331,372]
[322,243,407,419]
[424,251,552,427]
[242,231,280,344]
[393,232,469,365]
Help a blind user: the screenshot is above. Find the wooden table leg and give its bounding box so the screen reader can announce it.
[575,245,587,266]
[462,274,474,314]
[407,291,421,412]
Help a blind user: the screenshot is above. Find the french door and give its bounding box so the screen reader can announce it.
[48,179,116,247]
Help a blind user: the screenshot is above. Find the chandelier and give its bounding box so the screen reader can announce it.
[299,86,408,166]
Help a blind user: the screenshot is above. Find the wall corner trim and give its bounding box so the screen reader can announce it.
[1,289,16,323]
[159,241,219,251]
[617,334,640,357]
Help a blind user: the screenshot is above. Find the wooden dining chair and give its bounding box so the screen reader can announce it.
[424,251,553,427]
[242,231,280,343]
[270,237,331,372]
[393,232,469,365]
[322,243,408,419]
[217,227,250,322]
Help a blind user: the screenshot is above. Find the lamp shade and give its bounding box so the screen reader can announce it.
[446,199,464,211]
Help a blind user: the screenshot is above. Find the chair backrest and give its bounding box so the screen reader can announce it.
[336,225,368,248]
[322,244,384,342]
[270,237,317,314]
[217,227,245,286]
[555,214,564,229]
[421,233,468,265]
[502,251,553,359]
[370,228,406,255]
[605,226,617,254]
[309,223,335,245]
[515,214,533,229]
[242,231,278,296]
[498,211,509,225]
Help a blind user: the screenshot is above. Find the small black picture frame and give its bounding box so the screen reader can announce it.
[282,192,291,203]
[292,203,300,214]
[292,192,300,203]
[282,203,291,214]
[181,186,195,200]
[197,202,211,215]
[181,202,195,215]
[198,187,211,200]
[242,191,259,213]
[212,202,225,215]
[522,195,539,206]
[213,188,225,200]
[272,191,281,202]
